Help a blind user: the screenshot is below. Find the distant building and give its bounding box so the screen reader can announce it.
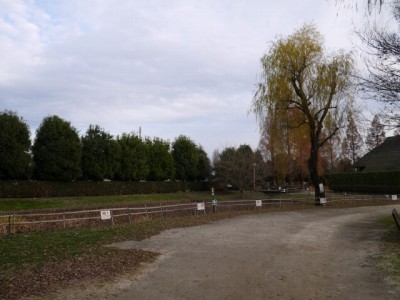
[352,136,400,172]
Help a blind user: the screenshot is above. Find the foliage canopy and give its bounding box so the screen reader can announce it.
[81,125,121,180]
[0,111,32,179]
[32,115,82,181]
[252,24,355,199]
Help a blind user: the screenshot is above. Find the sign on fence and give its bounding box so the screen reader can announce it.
[100,210,112,220]
[320,198,327,204]
[255,200,262,207]
[197,203,205,211]
[212,199,218,206]
[392,195,398,201]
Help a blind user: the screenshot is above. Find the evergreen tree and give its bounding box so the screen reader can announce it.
[366,115,386,151]
[32,115,82,180]
[81,125,120,180]
[116,133,148,181]
[145,138,175,181]
[172,135,201,181]
[196,147,211,181]
[0,111,32,179]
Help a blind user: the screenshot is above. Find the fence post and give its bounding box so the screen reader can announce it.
[111,210,114,227]
[145,204,149,220]
[160,204,164,219]
[63,213,66,229]
[128,210,132,224]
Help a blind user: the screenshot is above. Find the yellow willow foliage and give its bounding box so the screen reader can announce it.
[252,24,355,148]
[252,24,356,188]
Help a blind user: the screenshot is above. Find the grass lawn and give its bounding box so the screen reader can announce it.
[377,216,400,285]
[0,190,292,212]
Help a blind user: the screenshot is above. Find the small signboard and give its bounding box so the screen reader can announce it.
[197,203,205,211]
[392,195,398,201]
[100,210,112,220]
[320,198,327,204]
[212,199,218,206]
[319,183,324,193]
[256,200,262,207]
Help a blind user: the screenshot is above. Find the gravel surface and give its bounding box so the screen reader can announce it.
[57,205,400,300]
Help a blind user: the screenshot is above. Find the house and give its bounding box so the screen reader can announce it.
[352,136,400,172]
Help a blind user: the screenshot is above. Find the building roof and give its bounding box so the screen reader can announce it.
[353,136,400,172]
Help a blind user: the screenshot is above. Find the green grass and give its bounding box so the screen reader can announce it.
[0,218,175,298]
[378,215,396,227]
[377,216,400,285]
[0,191,270,212]
[1,220,160,268]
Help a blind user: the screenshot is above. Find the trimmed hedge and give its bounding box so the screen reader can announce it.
[326,171,400,194]
[0,180,212,198]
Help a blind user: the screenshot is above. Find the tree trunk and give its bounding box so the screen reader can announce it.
[309,130,324,206]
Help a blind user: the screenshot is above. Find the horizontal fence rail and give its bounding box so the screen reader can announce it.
[0,193,399,235]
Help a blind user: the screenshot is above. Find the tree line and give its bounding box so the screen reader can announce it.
[0,107,389,191]
[0,111,211,182]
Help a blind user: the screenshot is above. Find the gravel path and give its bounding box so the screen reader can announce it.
[63,205,400,299]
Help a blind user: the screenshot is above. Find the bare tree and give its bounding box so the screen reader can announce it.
[358,5,400,126]
[214,145,255,198]
[345,114,363,164]
[366,114,386,150]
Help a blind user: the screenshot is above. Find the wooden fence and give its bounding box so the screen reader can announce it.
[1,194,398,235]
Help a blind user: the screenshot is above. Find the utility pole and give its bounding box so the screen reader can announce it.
[253,163,256,191]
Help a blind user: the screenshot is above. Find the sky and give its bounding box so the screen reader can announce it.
[0,0,382,157]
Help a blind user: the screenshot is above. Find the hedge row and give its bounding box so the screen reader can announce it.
[326,171,400,194]
[0,180,213,198]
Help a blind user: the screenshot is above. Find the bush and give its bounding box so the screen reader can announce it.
[326,171,400,194]
[0,180,212,198]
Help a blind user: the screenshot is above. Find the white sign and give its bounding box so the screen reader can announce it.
[100,210,112,220]
[256,200,262,207]
[319,183,324,193]
[197,203,205,211]
[320,198,327,204]
[392,195,398,201]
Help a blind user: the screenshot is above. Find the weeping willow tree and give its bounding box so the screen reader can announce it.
[252,24,355,204]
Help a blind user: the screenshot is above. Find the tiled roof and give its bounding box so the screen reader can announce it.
[353,136,400,172]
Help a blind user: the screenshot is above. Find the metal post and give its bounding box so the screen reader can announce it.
[253,163,256,191]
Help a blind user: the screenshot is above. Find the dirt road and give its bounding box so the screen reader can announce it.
[67,205,400,299]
